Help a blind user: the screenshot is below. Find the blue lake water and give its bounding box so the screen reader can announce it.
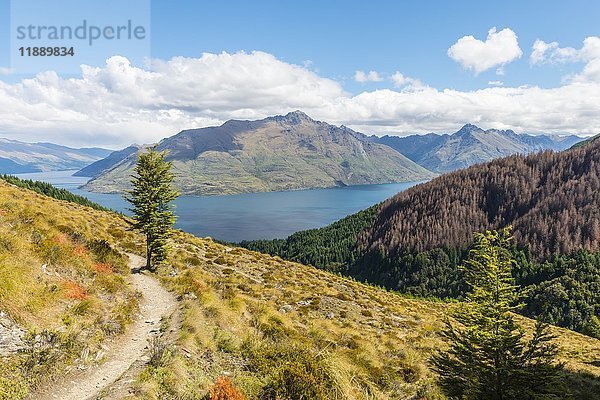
[14,170,422,242]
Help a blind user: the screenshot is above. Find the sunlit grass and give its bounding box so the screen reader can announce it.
[0,181,139,399]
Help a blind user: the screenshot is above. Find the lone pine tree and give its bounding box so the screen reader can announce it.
[126,147,179,271]
[432,227,563,399]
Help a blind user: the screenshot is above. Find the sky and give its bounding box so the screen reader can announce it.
[0,0,599,148]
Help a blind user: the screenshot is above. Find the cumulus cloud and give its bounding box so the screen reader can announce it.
[448,27,523,75]
[0,50,598,148]
[531,36,600,65]
[390,71,423,88]
[354,70,383,82]
[488,80,504,86]
[530,36,600,84]
[0,52,345,147]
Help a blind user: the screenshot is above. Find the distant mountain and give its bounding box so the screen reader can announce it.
[0,138,112,172]
[371,124,584,173]
[375,132,447,163]
[83,111,436,195]
[0,157,40,173]
[74,145,142,177]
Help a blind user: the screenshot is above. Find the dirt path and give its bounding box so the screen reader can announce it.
[33,254,178,400]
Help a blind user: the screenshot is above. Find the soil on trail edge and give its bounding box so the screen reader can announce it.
[32,253,178,400]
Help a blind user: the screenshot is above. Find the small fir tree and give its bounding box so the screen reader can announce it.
[126,147,179,271]
[432,227,563,399]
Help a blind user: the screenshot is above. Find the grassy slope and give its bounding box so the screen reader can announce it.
[0,181,598,399]
[0,181,139,399]
[136,231,600,399]
[0,174,110,211]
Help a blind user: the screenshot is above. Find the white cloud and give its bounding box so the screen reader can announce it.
[530,36,600,84]
[531,36,600,65]
[448,27,523,75]
[0,52,345,147]
[531,40,578,65]
[488,80,504,86]
[0,67,13,75]
[354,70,383,82]
[390,71,423,88]
[0,50,598,149]
[572,58,600,83]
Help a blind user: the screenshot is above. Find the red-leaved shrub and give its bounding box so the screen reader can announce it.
[209,376,246,400]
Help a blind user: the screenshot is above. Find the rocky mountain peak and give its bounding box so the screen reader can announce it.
[456,123,483,136]
[268,110,315,125]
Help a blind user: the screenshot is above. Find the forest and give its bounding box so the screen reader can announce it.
[242,141,600,338]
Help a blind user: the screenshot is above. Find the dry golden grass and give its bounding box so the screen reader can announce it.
[130,231,600,399]
[0,181,139,399]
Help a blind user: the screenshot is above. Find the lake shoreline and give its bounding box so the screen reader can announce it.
[14,170,423,242]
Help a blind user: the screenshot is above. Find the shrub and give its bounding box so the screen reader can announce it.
[209,376,246,400]
[93,263,114,273]
[241,342,339,400]
[260,361,331,400]
[63,280,88,300]
[148,337,173,368]
[582,315,600,339]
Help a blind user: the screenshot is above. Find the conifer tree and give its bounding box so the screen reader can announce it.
[126,147,179,271]
[432,227,563,399]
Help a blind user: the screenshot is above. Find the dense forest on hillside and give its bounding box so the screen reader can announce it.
[242,141,600,337]
[0,175,110,211]
[362,145,600,259]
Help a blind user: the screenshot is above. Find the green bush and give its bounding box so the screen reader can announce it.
[240,340,340,400]
[582,316,600,339]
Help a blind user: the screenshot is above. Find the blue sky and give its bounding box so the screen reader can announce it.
[0,0,598,147]
[148,0,599,91]
[1,0,597,89]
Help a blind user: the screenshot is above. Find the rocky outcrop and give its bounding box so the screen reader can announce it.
[0,311,25,356]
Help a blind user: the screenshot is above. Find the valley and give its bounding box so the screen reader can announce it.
[0,178,598,399]
[1,3,598,399]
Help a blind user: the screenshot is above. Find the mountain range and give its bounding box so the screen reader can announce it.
[78,112,586,195]
[82,111,435,195]
[0,138,111,173]
[0,113,587,196]
[371,123,583,173]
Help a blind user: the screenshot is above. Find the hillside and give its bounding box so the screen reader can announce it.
[0,138,111,172]
[372,124,583,173]
[2,178,599,399]
[242,140,600,336]
[82,111,435,195]
[362,141,600,258]
[571,133,600,149]
[0,180,139,398]
[0,157,39,174]
[74,145,142,177]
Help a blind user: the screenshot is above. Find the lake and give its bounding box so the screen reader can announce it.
[14,170,422,242]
